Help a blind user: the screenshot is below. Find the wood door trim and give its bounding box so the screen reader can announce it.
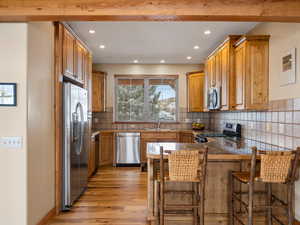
[54,22,63,215]
[36,207,56,225]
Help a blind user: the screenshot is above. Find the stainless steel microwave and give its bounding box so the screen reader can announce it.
[207,87,221,110]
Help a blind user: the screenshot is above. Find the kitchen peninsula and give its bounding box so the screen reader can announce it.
[146,140,288,225]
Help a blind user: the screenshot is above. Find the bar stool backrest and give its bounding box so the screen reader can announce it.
[159,146,208,182]
[168,150,200,181]
[250,147,300,184]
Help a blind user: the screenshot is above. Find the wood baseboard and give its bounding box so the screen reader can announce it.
[37,207,56,225]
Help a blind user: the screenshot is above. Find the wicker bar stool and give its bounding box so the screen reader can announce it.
[230,146,300,225]
[155,146,208,225]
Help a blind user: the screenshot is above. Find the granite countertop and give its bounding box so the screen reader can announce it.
[146,137,288,160]
[94,129,203,134]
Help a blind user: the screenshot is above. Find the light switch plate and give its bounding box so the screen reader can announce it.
[0,137,23,149]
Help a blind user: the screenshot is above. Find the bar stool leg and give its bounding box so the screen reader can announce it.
[248,183,254,225]
[287,183,294,225]
[230,171,235,225]
[160,181,164,225]
[266,183,272,225]
[199,182,204,225]
[192,183,198,225]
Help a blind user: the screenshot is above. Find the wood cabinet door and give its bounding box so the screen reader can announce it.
[92,72,106,112]
[234,42,246,110]
[74,40,86,83]
[180,133,194,143]
[140,138,157,163]
[100,132,114,166]
[187,72,205,112]
[88,136,96,177]
[215,51,222,88]
[210,55,216,87]
[220,44,230,110]
[247,41,269,110]
[62,28,75,77]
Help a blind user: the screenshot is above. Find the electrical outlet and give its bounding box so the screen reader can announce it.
[0,137,23,149]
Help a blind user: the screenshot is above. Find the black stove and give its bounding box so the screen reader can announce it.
[195,123,241,143]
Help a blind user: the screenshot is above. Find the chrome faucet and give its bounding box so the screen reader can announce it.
[157,119,161,130]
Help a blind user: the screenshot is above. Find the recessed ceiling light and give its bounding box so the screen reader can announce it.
[187,56,192,60]
[133,60,139,63]
[99,45,106,49]
[160,60,165,63]
[193,45,200,50]
[204,30,211,35]
[89,29,95,34]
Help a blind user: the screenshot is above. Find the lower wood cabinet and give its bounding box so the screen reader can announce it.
[100,132,114,166]
[140,132,179,164]
[88,135,96,177]
[88,133,100,177]
[179,132,194,143]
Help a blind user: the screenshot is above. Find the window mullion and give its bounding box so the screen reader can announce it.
[144,79,149,122]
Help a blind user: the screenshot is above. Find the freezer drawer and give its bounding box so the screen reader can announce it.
[116,133,140,165]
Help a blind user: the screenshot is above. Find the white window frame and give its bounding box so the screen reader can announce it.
[114,75,179,122]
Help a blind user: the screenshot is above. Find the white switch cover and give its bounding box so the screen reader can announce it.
[0,137,23,149]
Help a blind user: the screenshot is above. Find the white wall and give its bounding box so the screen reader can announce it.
[0,22,55,225]
[248,23,300,101]
[27,22,55,225]
[93,64,203,109]
[0,23,28,225]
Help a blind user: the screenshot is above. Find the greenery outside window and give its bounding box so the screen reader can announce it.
[115,75,178,122]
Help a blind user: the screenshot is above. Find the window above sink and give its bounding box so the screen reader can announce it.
[114,75,178,123]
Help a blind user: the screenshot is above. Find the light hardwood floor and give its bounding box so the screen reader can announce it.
[48,166,297,225]
[48,166,149,225]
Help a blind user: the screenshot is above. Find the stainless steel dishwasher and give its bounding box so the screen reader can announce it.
[116,132,140,166]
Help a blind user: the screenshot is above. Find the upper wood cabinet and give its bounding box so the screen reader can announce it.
[186,72,205,112]
[74,40,87,83]
[92,71,107,112]
[62,25,91,86]
[234,35,270,110]
[205,35,241,111]
[62,28,75,77]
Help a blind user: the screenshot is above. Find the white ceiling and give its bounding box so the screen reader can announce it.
[68,21,258,64]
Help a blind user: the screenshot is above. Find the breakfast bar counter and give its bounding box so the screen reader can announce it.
[146,141,286,225]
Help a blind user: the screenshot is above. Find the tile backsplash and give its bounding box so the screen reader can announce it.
[210,98,300,150]
[92,107,210,130]
[93,98,300,150]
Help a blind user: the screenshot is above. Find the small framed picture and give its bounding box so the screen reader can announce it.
[0,83,17,106]
[280,48,296,86]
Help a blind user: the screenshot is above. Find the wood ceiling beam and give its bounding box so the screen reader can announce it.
[0,0,300,22]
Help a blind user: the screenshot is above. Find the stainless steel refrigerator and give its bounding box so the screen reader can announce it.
[62,82,89,210]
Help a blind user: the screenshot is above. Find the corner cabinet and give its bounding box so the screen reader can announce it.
[187,72,205,112]
[234,35,270,110]
[92,71,107,112]
[205,35,241,111]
